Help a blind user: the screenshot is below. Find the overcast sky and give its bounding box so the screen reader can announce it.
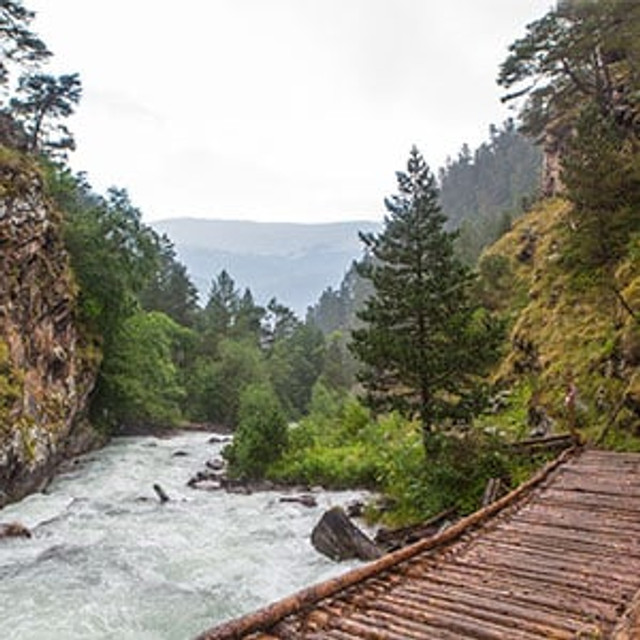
[29,1,552,224]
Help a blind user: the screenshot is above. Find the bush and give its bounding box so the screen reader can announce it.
[376,429,511,524]
[225,384,288,480]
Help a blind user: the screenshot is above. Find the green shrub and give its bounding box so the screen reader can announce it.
[225,384,288,480]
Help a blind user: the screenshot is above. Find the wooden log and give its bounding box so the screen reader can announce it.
[510,434,575,454]
[153,483,170,503]
[376,590,580,638]
[398,566,619,623]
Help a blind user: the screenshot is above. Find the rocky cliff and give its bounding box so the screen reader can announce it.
[0,144,100,507]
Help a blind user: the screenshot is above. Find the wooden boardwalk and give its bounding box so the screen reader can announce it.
[196,449,640,639]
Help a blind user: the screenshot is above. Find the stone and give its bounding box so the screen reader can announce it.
[311,506,381,562]
[0,521,31,540]
[205,458,225,471]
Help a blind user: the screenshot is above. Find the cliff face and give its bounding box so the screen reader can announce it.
[0,146,100,507]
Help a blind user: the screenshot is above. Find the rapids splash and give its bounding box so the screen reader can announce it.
[0,431,365,639]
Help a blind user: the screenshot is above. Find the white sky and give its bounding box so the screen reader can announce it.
[28,0,553,224]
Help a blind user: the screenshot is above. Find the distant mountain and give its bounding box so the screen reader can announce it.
[151,218,381,316]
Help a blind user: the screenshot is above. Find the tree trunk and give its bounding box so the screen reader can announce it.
[420,386,438,458]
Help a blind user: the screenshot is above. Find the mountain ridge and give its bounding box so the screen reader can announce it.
[151,218,381,315]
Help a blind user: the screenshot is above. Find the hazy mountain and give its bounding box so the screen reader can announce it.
[151,218,380,316]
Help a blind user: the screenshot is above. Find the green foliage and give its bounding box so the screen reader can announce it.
[204,269,240,336]
[498,0,640,141]
[269,393,383,489]
[199,270,264,347]
[10,73,82,157]
[41,165,202,434]
[92,311,191,431]
[270,392,520,525]
[48,172,160,348]
[380,431,511,524]
[187,338,268,428]
[350,146,504,452]
[561,106,640,268]
[439,120,542,263]
[139,234,199,327]
[225,384,288,480]
[266,322,325,418]
[0,1,51,89]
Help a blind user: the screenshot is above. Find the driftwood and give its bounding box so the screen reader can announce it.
[153,483,170,503]
[279,494,317,508]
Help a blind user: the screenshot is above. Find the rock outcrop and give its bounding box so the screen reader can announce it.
[0,144,100,507]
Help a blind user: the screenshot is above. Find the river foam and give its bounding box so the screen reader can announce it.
[0,431,364,639]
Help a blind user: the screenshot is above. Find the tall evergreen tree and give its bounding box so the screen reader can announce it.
[498,0,640,141]
[204,269,239,335]
[139,234,199,327]
[350,147,502,455]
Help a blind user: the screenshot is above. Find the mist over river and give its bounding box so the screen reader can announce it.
[0,431,365,639]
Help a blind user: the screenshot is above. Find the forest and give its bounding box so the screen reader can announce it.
[1,0,639,527]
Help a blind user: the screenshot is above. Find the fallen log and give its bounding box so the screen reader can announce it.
[153,483,170,503]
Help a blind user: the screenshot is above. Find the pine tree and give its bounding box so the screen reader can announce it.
[350,147,502,455]
[10,72,82,157]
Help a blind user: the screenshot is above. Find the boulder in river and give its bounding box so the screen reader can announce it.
[0,522,32,540]
[205,458,225,471]
[311,506,381,562]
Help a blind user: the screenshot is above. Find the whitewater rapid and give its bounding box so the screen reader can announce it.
[0,431,365,639]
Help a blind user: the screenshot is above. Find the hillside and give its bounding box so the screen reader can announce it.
[477,198,640,446]
[152,218,380,315]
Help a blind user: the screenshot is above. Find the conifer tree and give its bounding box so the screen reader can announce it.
[350,147,502,455]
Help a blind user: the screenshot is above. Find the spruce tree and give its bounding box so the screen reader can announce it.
[350,147,502,455]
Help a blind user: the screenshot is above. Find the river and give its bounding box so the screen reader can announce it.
[0,431,366,639]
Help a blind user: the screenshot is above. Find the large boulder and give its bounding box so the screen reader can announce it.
[311,506,381,562]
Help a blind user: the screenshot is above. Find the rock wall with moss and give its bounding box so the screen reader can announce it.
[478,198,640,445]
[0,146,100,507]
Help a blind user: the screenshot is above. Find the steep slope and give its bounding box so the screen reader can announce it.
[0,146,100,506]
[152,218,380,315]
[478,198,640,443]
